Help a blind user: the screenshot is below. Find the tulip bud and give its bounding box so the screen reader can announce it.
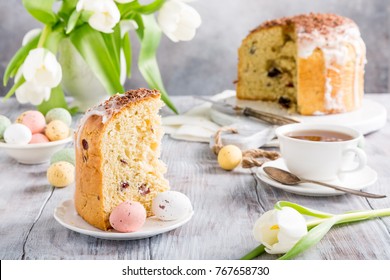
[253,207,308,254]
[77,0,120,33]
[157,0,201,42]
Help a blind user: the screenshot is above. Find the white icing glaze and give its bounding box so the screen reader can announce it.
[297,22,366,111]
[312,111,326,116]
[75,94,124,147]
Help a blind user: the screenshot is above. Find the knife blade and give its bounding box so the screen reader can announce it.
[196,96,300,125]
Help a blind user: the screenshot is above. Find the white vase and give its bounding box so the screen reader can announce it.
[58,39,110,112]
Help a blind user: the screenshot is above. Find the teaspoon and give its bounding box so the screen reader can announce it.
[263,167,386,199]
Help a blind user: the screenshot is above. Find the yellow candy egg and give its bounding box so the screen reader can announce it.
[45,120,69,141]
[47,161,75,187]
[217,145,242,171]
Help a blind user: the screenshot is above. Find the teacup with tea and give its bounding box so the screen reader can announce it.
[275,123,367,181]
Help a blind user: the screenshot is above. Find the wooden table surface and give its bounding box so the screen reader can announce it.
[1,95,390,260]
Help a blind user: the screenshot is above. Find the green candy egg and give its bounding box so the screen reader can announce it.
[0,115,11,139]
[45,108,72,127]
[50,148,75,166]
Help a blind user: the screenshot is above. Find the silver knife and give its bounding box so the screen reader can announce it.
[196,96,300,125]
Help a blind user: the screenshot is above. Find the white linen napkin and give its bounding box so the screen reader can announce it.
[162,90,276,149]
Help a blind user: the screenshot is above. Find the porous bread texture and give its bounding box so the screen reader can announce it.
[75,89,169,231]
[237,25,297,110]
[237,13,365,115]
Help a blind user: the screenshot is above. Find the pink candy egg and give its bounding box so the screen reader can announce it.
[109,201,146,233]
[17,111,46,134]
[29,133,50,144]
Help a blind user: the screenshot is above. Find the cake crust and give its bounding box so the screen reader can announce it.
[253,13,356,34]
[95,88,160,116]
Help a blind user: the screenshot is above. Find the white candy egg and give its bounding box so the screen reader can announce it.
[152,191,193,221]
[3,124,32,144]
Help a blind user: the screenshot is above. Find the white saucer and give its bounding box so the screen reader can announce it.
[54,200,194,240]
[210,92,387,135]
[256,158,378,196]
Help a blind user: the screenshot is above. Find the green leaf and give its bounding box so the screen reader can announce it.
[66,10,81,34]
[44,26,65,54]
[80,11,94,22]
[119,0,165,17]
[117,2,139,17]
[278,217,340,260]
[3,35,40,86]
[58,0,78,20]
[122,33,132,78]
[102,26,122,76]
[133,13,145,39]
[137,15,178,114]
[69,106,79,116]
[2,77,25,101]
[37,86,69,115]
[70,25,124,95]
[275,201,334,219]
[133,0,165,14]
[22,0,57,25]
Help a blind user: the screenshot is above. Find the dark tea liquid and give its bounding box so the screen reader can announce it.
[286,130,354,142]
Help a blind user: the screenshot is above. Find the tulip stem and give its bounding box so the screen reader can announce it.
[240,244,266,260]
[37,25,51,48]
[306,208,390,229]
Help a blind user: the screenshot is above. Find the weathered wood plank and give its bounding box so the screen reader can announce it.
[0,101,52,260]
[1,95,390,260]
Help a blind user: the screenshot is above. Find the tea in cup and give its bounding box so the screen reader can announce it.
[275,124,367,181]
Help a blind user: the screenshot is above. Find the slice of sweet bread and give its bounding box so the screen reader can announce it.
[74,88,169,230]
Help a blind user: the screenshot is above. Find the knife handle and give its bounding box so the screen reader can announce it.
[242,107,300,125]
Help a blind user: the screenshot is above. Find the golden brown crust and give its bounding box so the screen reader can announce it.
[91,88,160,118]
[74,115,107,230]
[103,88,160,108]
[252,13,356,35]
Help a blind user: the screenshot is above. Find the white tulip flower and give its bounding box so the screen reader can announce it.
[22,28,41,46]
[115,0,135,3]
[253,207,308,254]
[22,48,62,88]
[76,0,120,33]
[15,81,51,106]
[157,0,201,42]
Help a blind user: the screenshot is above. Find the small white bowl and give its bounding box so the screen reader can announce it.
[0,132,73,164]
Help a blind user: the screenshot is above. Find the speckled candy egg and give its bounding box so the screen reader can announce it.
[50,148,75,165]
[217,145,242,171]
[0,115,11,139]
[45,108,72,127]
[152,191,193,221]
[16,110,46,134]
[45,120,69,141]
[47,161,75,187]
[29,133,50,144]
[3,124,32,144]
[109,201,146,232]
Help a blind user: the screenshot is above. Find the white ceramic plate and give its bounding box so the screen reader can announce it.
[54,200,194,240]
[256,158,378,196]
[210,93,387,135]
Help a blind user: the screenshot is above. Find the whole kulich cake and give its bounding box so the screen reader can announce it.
[237,13,366,115]
[74,88,169,231]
